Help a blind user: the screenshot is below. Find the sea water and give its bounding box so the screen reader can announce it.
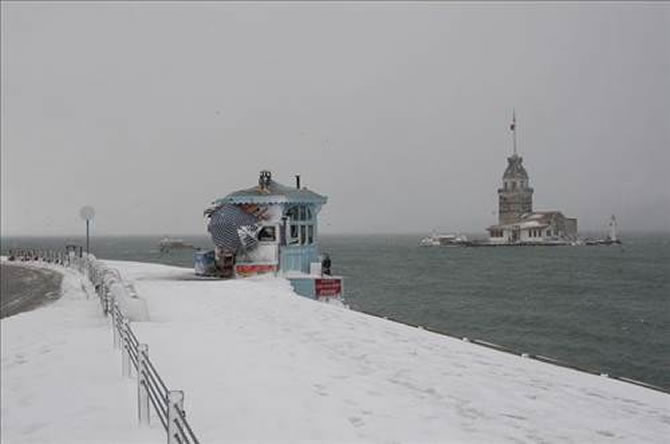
[2,233,669,389]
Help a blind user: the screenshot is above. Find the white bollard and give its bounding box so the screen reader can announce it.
[167,390,185,444]
[137,344,150,425]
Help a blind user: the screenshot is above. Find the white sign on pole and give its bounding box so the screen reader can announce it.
[80,206,95,221]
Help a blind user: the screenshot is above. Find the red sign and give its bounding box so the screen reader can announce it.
[315,278,342,297]
[235,264,278,277]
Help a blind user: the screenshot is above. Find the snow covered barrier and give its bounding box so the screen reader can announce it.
[4,250,198,442]
[108,281,149,322]
[80,254,149,322]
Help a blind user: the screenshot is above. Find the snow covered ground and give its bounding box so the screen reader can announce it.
[1,261,162,443]
[112,260,669,443]
[2,259,669,443]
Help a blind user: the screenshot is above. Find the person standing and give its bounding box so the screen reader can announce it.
[321,253,331,276]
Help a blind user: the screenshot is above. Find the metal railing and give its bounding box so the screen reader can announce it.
[7,249,201,443]
[110,302,199,443]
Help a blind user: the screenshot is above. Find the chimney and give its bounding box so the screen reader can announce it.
[259,170,272,190]
[295,174,301,189]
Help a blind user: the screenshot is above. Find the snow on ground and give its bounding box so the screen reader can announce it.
[1,261,162,444]
[107,260,670,443]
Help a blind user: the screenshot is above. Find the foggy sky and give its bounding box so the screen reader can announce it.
[2,2,669,236]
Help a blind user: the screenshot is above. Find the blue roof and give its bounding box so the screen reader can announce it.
[213,179,327,206]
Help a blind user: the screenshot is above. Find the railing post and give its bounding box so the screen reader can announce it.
[167,390,185,444]
[100,289,106,314]
[112,304,120,349]
[137,344,150,425]
[103,289,110,316]
[122,319,132,378]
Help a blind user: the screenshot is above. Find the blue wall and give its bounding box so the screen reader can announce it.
[280,244,319,274]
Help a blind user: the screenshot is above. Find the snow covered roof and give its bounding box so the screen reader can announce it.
[523,210,564,219]
[213,171,327,206]
[488,211,565,230]
[488,221,549,230]
[518,220,549,229]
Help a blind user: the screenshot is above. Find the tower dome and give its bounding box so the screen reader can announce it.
[503,154,529,180]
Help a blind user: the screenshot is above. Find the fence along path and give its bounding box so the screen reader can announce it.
[8,249,200,444]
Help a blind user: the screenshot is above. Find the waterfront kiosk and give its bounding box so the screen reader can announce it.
[198,171,342,301]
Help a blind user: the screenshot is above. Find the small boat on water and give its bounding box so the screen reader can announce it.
[419,233,468,247]
[159,237,197,253]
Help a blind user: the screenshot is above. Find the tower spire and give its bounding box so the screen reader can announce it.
[510,109,518,155]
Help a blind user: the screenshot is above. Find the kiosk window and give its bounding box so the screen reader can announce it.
[258,226,276,242]
[286,205,316,245]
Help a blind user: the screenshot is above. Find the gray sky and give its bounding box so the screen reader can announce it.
[2,2,669,236]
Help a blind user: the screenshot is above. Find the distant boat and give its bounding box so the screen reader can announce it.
[419,233,468,247]
[159,237,197,253]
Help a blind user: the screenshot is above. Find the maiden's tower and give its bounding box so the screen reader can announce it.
[487,113,578,244]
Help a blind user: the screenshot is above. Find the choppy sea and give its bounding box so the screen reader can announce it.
[2,233,669,389]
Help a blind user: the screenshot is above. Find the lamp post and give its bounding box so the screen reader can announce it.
[79,206,95,255]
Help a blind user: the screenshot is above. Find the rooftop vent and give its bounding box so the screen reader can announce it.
[259,170,272,191]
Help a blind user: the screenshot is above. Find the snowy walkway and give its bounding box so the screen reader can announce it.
[1,262,162,443]
[110,260,669,443]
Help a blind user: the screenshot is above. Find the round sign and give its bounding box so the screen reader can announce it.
[80,206,95,221]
